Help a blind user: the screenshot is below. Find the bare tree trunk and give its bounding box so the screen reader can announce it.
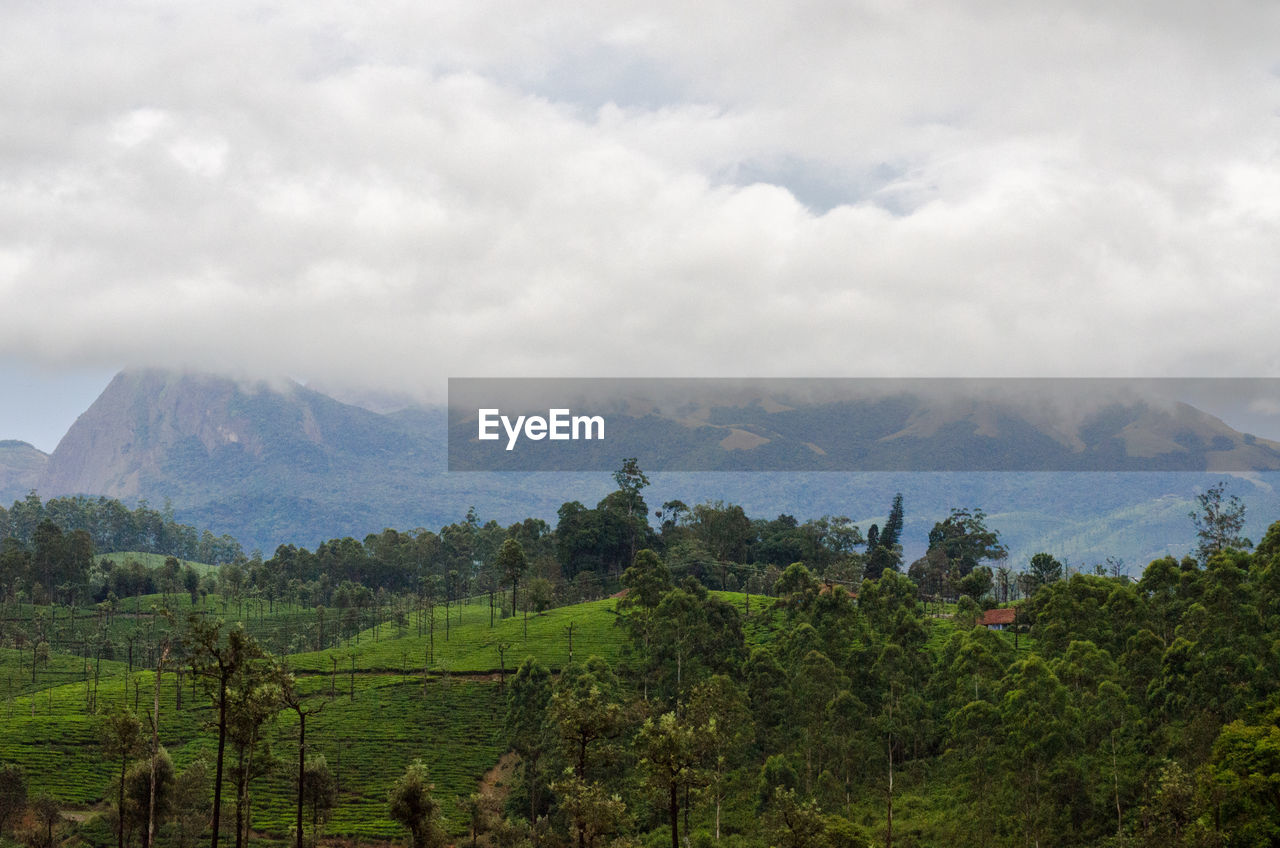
[296,712,306,848]
[1112,732,1122,836]
[148,647,169,848]
[212,673,228,848]
[885,734,893,848]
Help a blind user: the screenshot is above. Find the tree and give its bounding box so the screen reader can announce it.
[296,756,337,846]
[1027,552,1063,592]
[505,658,553,823]
[228,665,281,848]
[497,538,528,617]
[1190,480,1251,563]
[648,582,745,704]
[282,674,326,848]
[123,748,175,848]
[691,501,753,568]
[999,656,1080,847]
[549,659,627,848]
[880,494,905,552]
[688,675,753,840]
[184,616,265,848]
[100,708,144,848]
[620,549,671,612]
[764,788,827,848]
[637,711,704,848]
[865,494,905,580]
[926,508,1007,582]
[612,458,650,521]
[619,549,673,699]
[457,791,499,848]
[549,773,627,848]
[388,760,445,848]
[613,458,651,563]
[171,759,212,848]
[0,763,26,835]
[28,794,62,848]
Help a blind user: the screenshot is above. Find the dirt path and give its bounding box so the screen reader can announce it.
[60,809,97,824]
[478,751,519,808]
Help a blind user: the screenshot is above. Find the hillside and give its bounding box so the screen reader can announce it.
[0,439,48,504]
[11,369,1280,566]
[3,539,1279,848]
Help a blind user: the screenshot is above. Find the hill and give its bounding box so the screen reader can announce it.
[12,369,1280,567]
[0,439,48,504]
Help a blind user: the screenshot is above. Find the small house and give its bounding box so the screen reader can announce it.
[980,608,1017,631]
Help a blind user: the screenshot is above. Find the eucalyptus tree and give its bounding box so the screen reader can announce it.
[184,615,266,848]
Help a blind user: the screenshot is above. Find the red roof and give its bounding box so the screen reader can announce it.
[980,608,1016,626]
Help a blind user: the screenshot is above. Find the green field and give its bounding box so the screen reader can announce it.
[0,589,962,844]
[0,668,502,836]
[287,595,627,675]
[96,552,220,576]
[0,593,637,843]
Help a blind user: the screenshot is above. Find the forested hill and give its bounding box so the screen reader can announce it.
[7,368,1280,562]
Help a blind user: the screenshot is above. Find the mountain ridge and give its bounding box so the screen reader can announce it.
[6,369,1280,568]
[0,439,48,504]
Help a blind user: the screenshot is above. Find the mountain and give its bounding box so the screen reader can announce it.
[0,440,48,504]
[35,369,603,552]
[41,370,439,500]
[449,384,1280,472]
[14,369,1280,569]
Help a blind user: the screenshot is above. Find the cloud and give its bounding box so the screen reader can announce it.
[1,0,1278,403]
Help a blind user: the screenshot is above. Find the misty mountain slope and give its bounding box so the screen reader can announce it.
[15,369,1280,566]
[0,440,48,504]
[33,369,590,550]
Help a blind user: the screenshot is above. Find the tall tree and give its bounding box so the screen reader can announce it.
[926,508,1007,581]
[298,756,337,846]
[880,494,905,552]
[505,658,553,824]
[184,616,265,848]
[613,458,651,563]
[637,711,704,848]
[99,709,144,848]
[1027,552,1063,593]
[1190,480,1251,563]
[497,538,528,617]
[281,674,325,848]
[549,659,626,848]
[864,494,905,580]
[0,763,27,836]
[388,760,444,848]
[688,675,753,840]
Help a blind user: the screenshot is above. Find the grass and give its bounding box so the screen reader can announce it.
[96,552,219,575]
[0,592,632,841]
[285,596,628,675]
[0,664,503,838]
[0,593,377,666]
[0,588,987,843]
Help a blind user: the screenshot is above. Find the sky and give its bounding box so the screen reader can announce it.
[2,1,1279,453]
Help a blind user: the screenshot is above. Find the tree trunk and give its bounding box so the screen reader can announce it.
[119,753,127,848]
[885,734,893,848]
[148,651,166,848]
[296,713,306,848]
[234,741,246,848]
[212,672,228,848]
[669,781,679,848]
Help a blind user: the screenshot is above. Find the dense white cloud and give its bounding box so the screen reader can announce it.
[1,0,1278,408]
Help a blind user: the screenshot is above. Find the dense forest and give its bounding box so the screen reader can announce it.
[0,467,1276,848]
